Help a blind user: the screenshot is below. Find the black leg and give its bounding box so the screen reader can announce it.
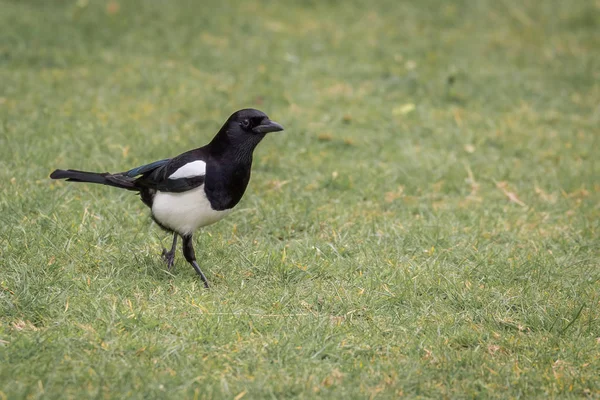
[161,233,178,270]
[182,234,210,288]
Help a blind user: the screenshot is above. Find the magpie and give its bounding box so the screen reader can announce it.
[50,109,284,288]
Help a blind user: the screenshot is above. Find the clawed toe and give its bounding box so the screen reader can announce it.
[162,248,176,270]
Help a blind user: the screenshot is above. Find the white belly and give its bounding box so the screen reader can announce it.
[151,186,231,235]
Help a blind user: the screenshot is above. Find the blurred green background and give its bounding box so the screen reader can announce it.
[1,0,599,398]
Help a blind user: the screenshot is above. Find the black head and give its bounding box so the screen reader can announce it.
[211,109,284,158]
[226,108,284,135]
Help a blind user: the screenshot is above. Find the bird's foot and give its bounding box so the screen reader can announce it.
[161,248,176,270]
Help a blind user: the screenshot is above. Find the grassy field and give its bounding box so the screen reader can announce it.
[1,0,599,398]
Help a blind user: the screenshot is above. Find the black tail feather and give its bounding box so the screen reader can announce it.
[50,169,138,191]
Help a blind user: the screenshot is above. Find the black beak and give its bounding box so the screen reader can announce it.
[253,119,284,134]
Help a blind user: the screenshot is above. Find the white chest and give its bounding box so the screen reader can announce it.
[151,186,231,235]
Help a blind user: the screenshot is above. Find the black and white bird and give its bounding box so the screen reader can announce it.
[50,109,284,288]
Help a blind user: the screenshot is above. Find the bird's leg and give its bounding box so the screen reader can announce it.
[161,233,178,270]
[182,234,210,288]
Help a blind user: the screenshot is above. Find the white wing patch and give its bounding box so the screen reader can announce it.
[168,160,206,180]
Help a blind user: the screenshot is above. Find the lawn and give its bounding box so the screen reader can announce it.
[1,0,599,398]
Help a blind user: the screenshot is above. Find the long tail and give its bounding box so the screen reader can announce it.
[50,169,138,191]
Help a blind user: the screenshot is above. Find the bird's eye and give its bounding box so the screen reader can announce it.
[241,119,250,128]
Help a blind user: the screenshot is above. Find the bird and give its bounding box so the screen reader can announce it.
[50,108,284,288]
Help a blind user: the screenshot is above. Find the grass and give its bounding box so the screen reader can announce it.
[1,0,599,398]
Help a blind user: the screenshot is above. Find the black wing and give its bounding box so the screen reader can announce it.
[122,159,171,178]
[132,149,208,193]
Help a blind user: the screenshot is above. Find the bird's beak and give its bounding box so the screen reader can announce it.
[253,119,284,134]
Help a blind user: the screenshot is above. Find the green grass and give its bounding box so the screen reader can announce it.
[1,0,599,398]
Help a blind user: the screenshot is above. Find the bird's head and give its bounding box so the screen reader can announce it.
[211,108,284,158]
[228,108,284,135]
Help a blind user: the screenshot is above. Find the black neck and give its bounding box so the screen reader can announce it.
[209,128,265,164]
